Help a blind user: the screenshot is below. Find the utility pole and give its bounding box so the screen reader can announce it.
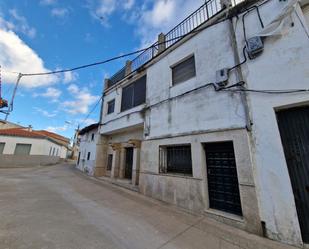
[5,73,23,121]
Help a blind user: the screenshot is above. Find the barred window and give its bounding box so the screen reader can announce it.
[121,75,146,112]
[107,99,115,114]
[159,145,192,176]
[172,55,196,85]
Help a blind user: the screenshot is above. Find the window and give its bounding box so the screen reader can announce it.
[87,152,91,160]
[159,145,192,175]
[121,75,146,112]
[14,143,31,156]
[49,147,52,156]
[107,99,115,114]
[52,147,55,156]
[107,154,113,171]
[0,143,5,154]
[56,148,59,156]
[172,55,196,85]
[91,133,95,141]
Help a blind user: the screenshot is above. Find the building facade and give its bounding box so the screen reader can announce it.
[76,123,100,176]
[0,127,69,167]
[92,0,309,246]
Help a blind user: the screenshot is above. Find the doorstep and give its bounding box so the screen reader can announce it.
[96,176,139,192]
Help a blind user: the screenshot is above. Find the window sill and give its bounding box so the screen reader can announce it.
[159,173,193,179]
[204,208,244,223]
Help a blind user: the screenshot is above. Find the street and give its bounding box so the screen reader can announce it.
[0,164,297,249]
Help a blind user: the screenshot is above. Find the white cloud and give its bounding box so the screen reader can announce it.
[63,71,77,83]
[8,9,36,38]
[33,87,62,102]
[67,84,79,94]
[34,107,57,118]
[63,84,100,115]
[133,0,204,47]
[51,8,69,18]
[0,28,58,87]
[46,124,68,133]
[40,0,57,5]
[124,0,135,10]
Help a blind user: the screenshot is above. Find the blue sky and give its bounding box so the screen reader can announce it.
[0,0,204,139]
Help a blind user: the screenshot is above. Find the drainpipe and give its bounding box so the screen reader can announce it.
[227,17,253,131]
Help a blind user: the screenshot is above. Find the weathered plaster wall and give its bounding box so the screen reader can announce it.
[233,1,309,245]
[145,21,246,139]
[140,129,261,235]
[76,128,99,176]
[0,155,60,167]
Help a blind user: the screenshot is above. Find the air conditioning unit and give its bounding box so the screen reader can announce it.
[247,36,264,59]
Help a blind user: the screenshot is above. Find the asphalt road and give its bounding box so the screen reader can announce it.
[0,164,297,249]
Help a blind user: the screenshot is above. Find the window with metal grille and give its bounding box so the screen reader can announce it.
[14,143,31,155]
[121,75,146,112]
[172,55,196,85]
[107,154,113,171]
[0,143,5,154]
[159,145,192,176]
[87,152,91,160]
[107,99,115,114]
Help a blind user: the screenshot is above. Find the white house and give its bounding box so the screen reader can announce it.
[90,0,309,247]
[0,127,70,167]
[76,123,100,176]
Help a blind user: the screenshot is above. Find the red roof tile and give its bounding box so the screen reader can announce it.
[0,128,45,139]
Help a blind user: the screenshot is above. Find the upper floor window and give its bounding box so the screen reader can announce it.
[171,55,196,85]
[121,75,146,112]
[107,99,115,114]
[91,133,95,141]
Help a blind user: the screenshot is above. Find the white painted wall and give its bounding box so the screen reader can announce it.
[0,135,62,156]
[233,1,309,245]
[99,0,309,245]
[76,127,99,176]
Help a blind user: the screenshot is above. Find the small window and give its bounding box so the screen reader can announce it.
[56,148,59,156]
[49,147,52,156]
[52,147,55,156]
[0,143,5,154]
[77,152,81,165]
[91,133,95,141]
[121,75,146,112]
[107,154,113,171]
[172,55,196,85]
[159,145,192,176]
[14,143,31,156]
[87,152,91,160]
[107,99,115,114]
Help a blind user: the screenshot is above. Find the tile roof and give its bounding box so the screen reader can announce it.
[0,128,45,139]
[36,130,70,143]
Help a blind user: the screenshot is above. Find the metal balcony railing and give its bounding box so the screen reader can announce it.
[107,0,246,88]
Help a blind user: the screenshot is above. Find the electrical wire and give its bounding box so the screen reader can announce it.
[80,95,103,126]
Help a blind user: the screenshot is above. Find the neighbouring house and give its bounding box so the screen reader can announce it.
[76,123,100,175]
[0,127,70,167]
[87,0,309,247]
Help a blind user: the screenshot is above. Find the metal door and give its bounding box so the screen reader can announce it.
[204,141,242,216]
[277,106,309,243]
[125,148,133,179]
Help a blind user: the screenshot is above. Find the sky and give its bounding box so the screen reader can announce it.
[0,0,204,140]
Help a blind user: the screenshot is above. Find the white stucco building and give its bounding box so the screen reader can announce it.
[0,127,70,167]
[76,123,100,176]
[91,0,309,247]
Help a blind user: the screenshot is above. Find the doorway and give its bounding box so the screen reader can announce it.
[125,147,133,179]
[277,106,309,243]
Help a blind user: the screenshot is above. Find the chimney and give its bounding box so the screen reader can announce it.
[28,125,32,132]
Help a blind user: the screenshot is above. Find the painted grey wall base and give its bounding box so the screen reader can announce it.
[140,128,262,236]
[0,155,60,167]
